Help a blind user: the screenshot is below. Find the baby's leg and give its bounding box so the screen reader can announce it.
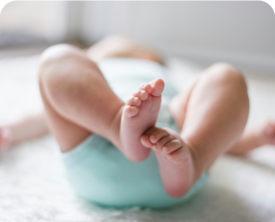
[179,63,249,170]
[39,44,163,162]
[39,44,125,152]
[143,63,249,197]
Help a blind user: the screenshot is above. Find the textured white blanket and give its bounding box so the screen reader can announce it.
[0,55,275,222]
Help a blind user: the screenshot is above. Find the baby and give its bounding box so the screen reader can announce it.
[1,36,275,208]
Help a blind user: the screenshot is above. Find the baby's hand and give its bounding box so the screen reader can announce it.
[259,121,275,146]
[0,127,12,151]
[141,127,188,164]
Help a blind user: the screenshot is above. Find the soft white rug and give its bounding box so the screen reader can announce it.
[0,55,275,222]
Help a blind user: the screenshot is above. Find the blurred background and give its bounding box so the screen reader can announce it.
[1,3,275,220]
[0,1,274,74]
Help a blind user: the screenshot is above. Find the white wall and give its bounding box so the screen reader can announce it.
[81,1,275,74]
[0,1,67,42]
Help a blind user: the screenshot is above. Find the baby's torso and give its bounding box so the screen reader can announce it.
[98,58,178,102]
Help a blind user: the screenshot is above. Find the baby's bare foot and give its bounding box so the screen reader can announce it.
[0,127,12,151]
[120,78,164,162]
[141,127,195,197]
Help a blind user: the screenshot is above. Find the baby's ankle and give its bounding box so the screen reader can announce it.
[108,104,125,149]
[184,141,205,182]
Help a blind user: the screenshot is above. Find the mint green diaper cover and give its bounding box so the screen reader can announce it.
[60,58,207,209]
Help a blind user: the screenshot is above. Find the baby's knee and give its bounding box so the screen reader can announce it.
[38,44,84,86]
[39,44,81,69]
[204,62,249,109]
[212,63,249,115]
[206,62,247,90]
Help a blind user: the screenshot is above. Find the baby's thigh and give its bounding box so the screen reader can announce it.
[39,45,96,152]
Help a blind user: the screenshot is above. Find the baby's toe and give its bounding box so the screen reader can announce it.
[140,135,152,148]
[149,128,169,144]
[124,105,139,118]
[150,78,165,97]
[167,147,190,165]
[133,90,148,101]
[155,135,174,151]
[126,96,141,107]
[163,140,182,154]
[138,83,152,94]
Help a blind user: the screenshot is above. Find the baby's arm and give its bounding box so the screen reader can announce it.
[0,111,48,150]
[227,121,275,155]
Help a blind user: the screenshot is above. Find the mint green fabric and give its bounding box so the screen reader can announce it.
[60,58,207,209]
